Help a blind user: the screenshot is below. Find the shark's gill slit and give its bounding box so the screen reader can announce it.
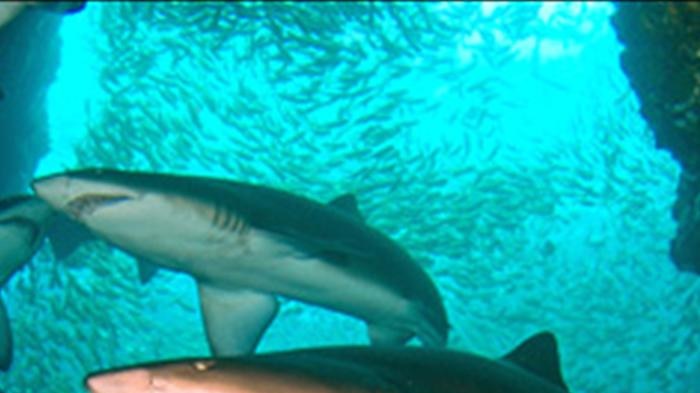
[221,207,234,231]
[211,201,223,229]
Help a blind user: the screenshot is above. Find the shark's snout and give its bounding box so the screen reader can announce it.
[31,175,74,210]
[85,368,153,393]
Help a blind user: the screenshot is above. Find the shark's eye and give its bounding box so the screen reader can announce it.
[192,360,215,371]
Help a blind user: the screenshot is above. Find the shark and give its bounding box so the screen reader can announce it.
[0,195,57,370]
[84,331,569,393]
[0,1,86,30]
[31,168,449,356]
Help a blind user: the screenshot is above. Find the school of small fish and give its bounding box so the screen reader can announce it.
[0,2,699,393]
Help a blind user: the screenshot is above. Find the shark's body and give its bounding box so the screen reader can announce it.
[0,195,57,370]
[32,169,449,356]
[85,332,569,393]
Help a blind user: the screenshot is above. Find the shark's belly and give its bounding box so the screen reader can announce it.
[98,216,412,325]
[180,228,410,324]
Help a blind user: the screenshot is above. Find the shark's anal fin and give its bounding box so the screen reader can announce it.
[327,194,364,221]
[197,283,279,356]
[502,331,569,392]
[0,297,12,371]
[367,323,412,347]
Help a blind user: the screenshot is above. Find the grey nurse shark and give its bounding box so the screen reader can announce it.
[0,1,86,30]
[85,331,570,393]
[0,195,56,370]
[32,168,449,356]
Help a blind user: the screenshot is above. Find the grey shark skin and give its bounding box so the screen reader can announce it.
[85,332,569,393]
[0,1,86,30]
[31,168,449,356]
[0,195,57,370]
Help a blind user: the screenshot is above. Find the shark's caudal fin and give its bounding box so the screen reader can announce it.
[501,331,569,392]
[0,298,11,371]
[198,283,279,356]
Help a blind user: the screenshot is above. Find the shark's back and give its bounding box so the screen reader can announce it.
[218,332,569,393]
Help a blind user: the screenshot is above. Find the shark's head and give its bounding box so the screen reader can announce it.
[31,169,145,224]
[85,358,358,393]
[85,360,220,393]
[31,169,244,267]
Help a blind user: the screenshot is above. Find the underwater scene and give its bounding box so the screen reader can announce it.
[0,1,699,392]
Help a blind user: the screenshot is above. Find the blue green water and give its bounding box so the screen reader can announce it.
[1,2,699,392]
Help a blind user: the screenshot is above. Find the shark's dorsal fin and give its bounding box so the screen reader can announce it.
[501,331,569,391]
[328,194,364,221]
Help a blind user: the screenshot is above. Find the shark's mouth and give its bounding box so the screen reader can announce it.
[66,194,133,219]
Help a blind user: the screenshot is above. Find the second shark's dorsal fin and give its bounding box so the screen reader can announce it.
[501,331,569,391]
[328,194,364,221]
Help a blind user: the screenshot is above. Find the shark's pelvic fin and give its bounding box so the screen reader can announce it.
[136,258,160,284]
[0,297,11,371]
[327,194,364,221]
[501,331,569,392]
[198,283,279,356]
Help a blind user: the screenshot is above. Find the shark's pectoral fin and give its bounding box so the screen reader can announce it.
[0,297,12,371]
[367,323,412,347]
[198,283,279,356]
[136,258,160,284]
[45,214,94,261]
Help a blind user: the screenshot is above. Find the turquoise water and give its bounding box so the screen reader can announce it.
[1,2,699,392]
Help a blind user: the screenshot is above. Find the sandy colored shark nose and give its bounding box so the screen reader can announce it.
[31,175,71,205]
[85,369,152,393]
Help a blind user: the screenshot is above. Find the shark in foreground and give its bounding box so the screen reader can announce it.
[0,195,57,370]
[0,1,86,30]
[32,168,449,356]
[85,331,569,393]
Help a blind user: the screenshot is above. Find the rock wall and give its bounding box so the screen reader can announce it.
[612,2,700,274]
[0,9,63,196]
